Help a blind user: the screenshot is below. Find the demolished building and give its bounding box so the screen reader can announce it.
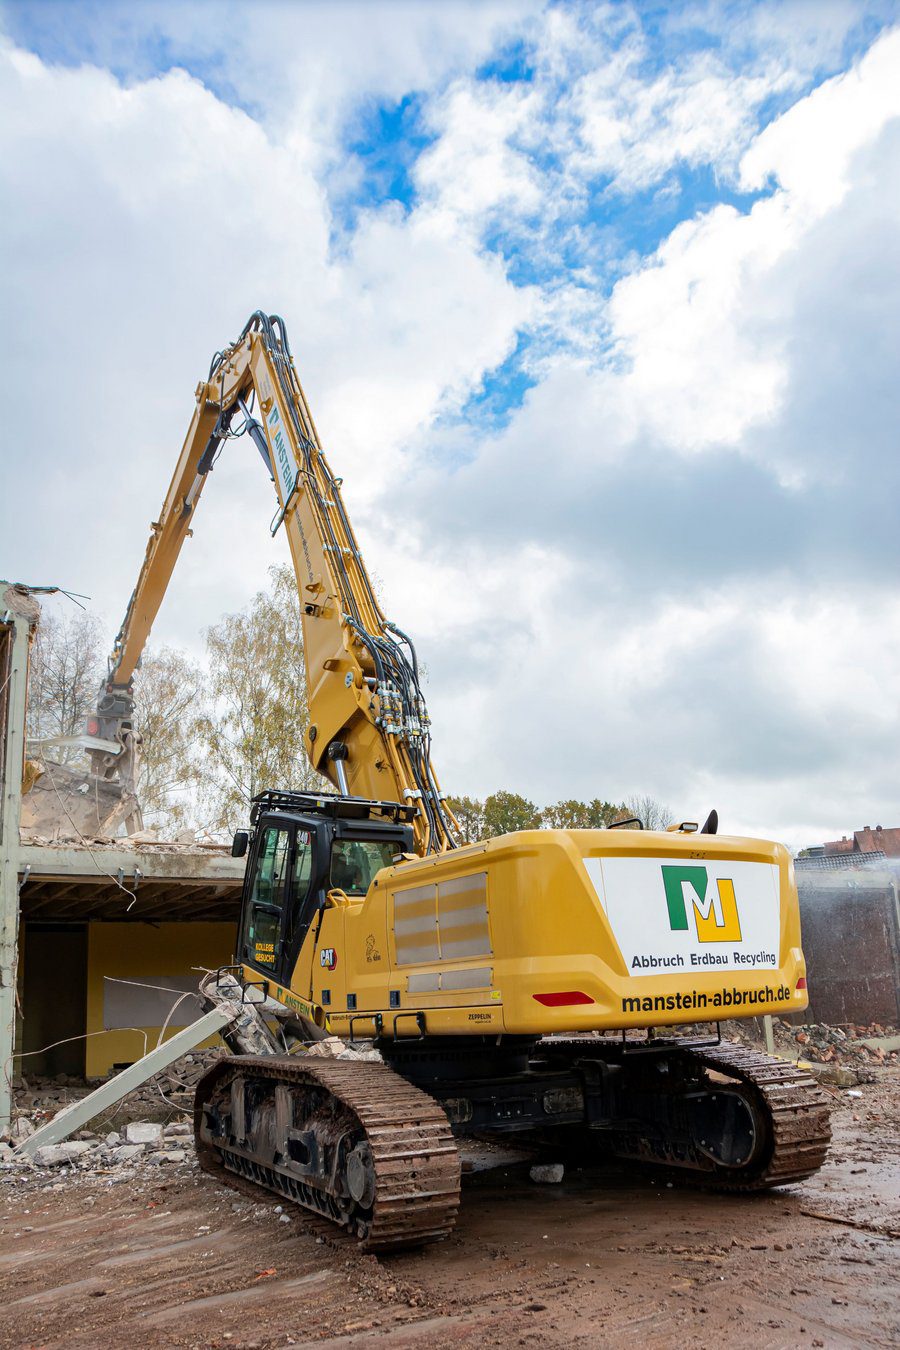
[0,582,243,1128]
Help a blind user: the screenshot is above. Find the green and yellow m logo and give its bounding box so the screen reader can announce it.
[662,865,742,943]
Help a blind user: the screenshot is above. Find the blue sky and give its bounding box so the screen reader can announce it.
[1,1,899,846]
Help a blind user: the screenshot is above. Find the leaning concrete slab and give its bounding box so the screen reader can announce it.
[15,1005,238,1158]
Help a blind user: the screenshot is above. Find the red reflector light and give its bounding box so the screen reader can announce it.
[86,717,100,736]
[796,977,807,990]
[533,991,595,1007]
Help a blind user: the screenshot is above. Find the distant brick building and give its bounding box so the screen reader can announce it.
[797,823,900,871]
[823,824,900,859]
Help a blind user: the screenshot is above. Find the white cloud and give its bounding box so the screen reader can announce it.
[389,24,900,846]
[571,52,784,193]
[1,4,898,854]
[606,200,791,450]
[416,80,544,233]
[740,22,900,212]
[318,208,534,481]
[596,26,900,457]
[392,544,900,850]
[0,35,528,650]
[0,0,540,144]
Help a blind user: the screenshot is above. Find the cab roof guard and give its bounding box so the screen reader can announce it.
[250,789,417,826]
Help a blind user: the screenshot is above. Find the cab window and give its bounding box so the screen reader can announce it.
[244,825,290,968]
[330,839,397,897]
[285,828,316,951]
[252,826,290,907]
[294,830,313,895]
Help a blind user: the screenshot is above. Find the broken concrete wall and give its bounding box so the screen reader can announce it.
[19,758,133,839]
[797,870,900,1025]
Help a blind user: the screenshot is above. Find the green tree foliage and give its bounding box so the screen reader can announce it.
[482,790,542,837]
[541,798,623,829]
[26,610,104,762]
[439,791,670,841]
[195,564,327,835]
[132,645,204,834]
[445,795,485,843]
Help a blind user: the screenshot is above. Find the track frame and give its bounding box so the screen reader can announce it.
[195,1055,460,1252]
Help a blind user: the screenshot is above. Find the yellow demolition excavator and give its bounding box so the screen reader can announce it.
[93,311,829,1250]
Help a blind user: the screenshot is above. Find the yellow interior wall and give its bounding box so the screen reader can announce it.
[85,921,235,1078]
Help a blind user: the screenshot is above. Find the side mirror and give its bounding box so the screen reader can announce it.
[231,830,249,858]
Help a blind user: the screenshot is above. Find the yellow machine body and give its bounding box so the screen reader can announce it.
[249,827,808,1037]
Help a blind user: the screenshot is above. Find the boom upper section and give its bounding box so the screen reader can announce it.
[96,312,459,853]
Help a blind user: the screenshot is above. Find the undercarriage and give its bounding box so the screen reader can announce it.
[194,1031,831,1251]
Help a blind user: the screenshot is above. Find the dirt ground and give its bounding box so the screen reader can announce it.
[1,1072,897,1350]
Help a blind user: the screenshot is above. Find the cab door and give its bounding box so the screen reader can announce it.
[281,826,320,992]
[241,821,292,976]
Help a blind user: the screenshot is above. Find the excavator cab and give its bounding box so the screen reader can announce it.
[237,790,415,988]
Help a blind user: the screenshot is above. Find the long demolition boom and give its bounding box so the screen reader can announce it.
[93,312,459,853]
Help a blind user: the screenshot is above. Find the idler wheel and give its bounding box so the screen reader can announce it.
[345,1141,376,1209]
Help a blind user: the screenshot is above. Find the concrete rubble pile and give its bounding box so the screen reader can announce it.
[766,1020,900,1063]
[787,1021,900,1065]
[742,1017,900,1067]
[2,1027,382,1181]
[720,1016,899,1086]
[1,1046,227,1179]
[1,1115,197,1181]
[19,830,231,853]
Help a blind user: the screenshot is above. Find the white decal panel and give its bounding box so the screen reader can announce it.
[583,856,781,977]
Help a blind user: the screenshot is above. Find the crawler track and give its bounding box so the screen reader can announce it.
[195,1056,460,1252]
[541,1037,831,1189]
[687,1042,832,1189]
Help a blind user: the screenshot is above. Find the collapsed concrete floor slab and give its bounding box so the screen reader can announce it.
[18,836,245,923]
